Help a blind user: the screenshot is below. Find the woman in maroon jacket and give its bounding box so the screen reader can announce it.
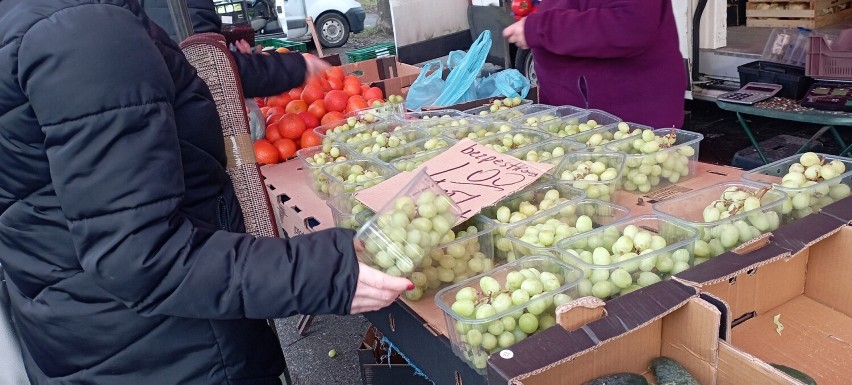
[503,0,687,128]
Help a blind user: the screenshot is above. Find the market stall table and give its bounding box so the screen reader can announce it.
[260,159,744,384]
[717,97,852,165]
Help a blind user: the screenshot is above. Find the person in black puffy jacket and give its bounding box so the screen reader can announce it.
[0,1,413,384]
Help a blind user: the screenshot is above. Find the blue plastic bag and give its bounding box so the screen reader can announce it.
[405,60,445,111]
[475,69,531,99]
[446,50,479,103]
[433,31,492,106]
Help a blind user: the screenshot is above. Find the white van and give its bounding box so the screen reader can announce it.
[245,0,366,48]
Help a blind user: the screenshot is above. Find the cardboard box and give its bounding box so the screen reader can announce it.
[359,326,432,385]
[340,56,421,98]
[677,195,852,385]
[487,280,722,384]
[261,160,331,237]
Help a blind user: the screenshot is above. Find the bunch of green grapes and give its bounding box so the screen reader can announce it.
[482,187,582,261]
[610,129,695,193]
[303,144,354,196]
[560,223,691,300]
[556,155,622,201]
[322,160,392,196]
[692,186,781,262]
[414,116,479,135]
[478,131,547,153]
[448,264,573,370]
[390,148,444,172]
[360,190,459,279]
[773,152,850,221]
[576,122,643,152]
[374,136,452,163]
[513,144,568,164]
[474,97,525,116]
[442,122,514,140]
[322,115,380,140]
[532,115,605,138]
[346,126,419,153]
[405,217,493,301]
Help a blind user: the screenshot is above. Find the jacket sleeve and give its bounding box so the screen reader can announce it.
[524,0,664,58]
[17,3,357,320]
[232,52,308,98]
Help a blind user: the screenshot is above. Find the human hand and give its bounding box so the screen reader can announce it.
[303,54,332,79]
[350,262,414,314]
[233,39,260,54]
[503,18,528,50]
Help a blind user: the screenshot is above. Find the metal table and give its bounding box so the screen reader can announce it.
[716,99,852,164]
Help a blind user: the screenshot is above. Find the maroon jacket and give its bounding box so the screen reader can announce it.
[524,0,686,128]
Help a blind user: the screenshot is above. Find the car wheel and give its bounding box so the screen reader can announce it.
[515,49,537,86]
[316,12,350,48]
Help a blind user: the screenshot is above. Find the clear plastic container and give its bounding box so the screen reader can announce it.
[567,122,650,152]
[507,139,587,171]
[496,103,557,122]
[333,121,415,148]
[389,147,447,172]
[296,144,363,198]
[512,107,621,138]
[402,215,496,301]
[320,159,397,197]
[652,182,787,263]
[550,152,626,202]
[504,199,632,260]
[440,121,518,141]
[555,215,699,300]
[472,128,552,154]
[740,153,852,224]
[371,135,456,164]
[462,98,533,121]
[434,255,582,374]
[355,169,462,278]
[604,129,704,193]
[480,181,586,262]
[509,105,584,130]
[349,101,405,120]
[313,115,388,143]
[349,128,432,157]
[327,193,375,230]
[762,27,813,67]
[404,110,474,133]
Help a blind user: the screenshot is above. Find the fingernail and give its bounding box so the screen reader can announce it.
[406,284,415,290]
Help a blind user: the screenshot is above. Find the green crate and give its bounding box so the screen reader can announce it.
[346,43,397,63]
[256,38,308,53]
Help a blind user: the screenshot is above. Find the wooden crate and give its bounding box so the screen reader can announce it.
[746,0,852,28]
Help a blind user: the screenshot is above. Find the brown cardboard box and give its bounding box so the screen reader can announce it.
[487,281,720,384]
[339,56,421,98]
[677,196,852,385]
[261,160,331,237]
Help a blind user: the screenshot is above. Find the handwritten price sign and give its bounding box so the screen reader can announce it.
[355,139,553,223]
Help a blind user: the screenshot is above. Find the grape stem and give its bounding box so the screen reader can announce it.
[755,185,772,200]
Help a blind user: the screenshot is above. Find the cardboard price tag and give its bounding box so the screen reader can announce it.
[355,139,553,223]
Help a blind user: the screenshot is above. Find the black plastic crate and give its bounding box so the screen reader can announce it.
[732,134,823,170]
[737,61,815,99]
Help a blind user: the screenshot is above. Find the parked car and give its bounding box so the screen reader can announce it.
[244,0,366,48]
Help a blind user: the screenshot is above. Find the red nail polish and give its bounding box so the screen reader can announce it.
[406,283,415,290]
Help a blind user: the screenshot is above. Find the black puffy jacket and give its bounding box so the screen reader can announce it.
[0,1,360,384]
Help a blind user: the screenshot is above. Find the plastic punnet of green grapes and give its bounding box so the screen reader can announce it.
[434,255,581,374]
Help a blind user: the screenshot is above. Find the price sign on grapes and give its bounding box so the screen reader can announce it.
[356,139,554,224]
